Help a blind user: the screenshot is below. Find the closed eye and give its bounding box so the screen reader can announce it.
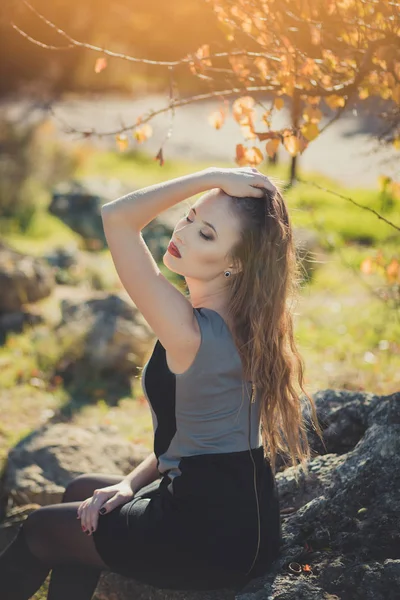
[185,216,212,240]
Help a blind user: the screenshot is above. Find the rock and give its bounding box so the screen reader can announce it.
[237,390,400,600]
[48,178,174,258]
[0,310,43,337]
[0,241,55,312]
[42,244,79,270]
[55,292,155,376]
[0,423,150,508]
[49,180,108,249]
[95,573,238,600]
[1,390,399,599]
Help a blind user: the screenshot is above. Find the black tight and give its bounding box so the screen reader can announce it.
[0,473,124,600]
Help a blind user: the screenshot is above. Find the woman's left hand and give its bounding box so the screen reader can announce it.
[211,166,277,198]
[77,481,135,535]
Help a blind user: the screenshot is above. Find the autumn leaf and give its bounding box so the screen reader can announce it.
[266,138,280,158]
[393,138,400,151]
[386,259,400,283]
[360,257,375,275]
[254,56,268,81]
[235,144,263,166]
[133,124,153,143]
[283,134,300,156]
[154,148,164,166]
[262,109,272,128]
[301,122,320,141]
[94,57,107,73]
[325,95,346,110]
[241,123,257,140]
[274,97,284,110]
[115,134,129,152]
[235,143,247,166]
[208,110,226,129]
[303,107,323,124]
[232,96,255,125]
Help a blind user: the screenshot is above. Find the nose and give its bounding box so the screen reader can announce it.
[174,229,184,244]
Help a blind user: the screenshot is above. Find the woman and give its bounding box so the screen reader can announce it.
[0,166,323,598]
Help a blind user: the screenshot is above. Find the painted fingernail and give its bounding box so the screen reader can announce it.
[99,508,106,515]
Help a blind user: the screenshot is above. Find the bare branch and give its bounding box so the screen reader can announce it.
[297,177,400,233]
[13,0,281,67]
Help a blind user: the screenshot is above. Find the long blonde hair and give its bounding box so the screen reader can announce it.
[223,185,325,483]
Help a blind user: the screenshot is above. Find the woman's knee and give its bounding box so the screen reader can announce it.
[62,474,123,503]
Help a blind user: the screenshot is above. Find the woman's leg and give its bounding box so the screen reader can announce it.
[45,474,125,600]
[0,474,124,600]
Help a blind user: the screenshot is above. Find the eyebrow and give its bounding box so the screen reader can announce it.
[191,207,218,236]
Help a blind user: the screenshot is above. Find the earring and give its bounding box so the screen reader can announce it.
[224,270,231,277]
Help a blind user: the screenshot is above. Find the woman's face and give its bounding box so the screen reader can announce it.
[163,189,242,280]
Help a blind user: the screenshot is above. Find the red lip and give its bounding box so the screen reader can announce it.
[168,241,181,257]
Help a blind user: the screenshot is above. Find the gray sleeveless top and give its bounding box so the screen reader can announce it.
[141,307,262,496]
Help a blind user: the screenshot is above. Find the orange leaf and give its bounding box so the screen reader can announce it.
[133,124,153,143]
[266,138,280,158]
[241,123,257,140]
[94,57,107,73]
[301,122,320,141]
[360,257,374,275]
[283,135,300,156]
[274,97,284,110]
[248,147,264,166]
[261,109,272,127]
[235,143,248,166]
[154,148,164,166]
[232,96,255,124]
[303,107,323,124]
[325,95,346,110]
[116,134,129,152]
[386,259,400,283]
[208,110,226,130]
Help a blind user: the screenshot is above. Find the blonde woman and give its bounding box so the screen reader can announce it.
[0,167,323,598]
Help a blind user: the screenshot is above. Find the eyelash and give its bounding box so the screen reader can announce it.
[185,215,212,240]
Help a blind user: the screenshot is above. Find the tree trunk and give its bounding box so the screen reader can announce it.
[289,89,301,187]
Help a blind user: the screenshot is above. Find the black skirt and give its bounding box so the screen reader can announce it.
[92,447,282,591]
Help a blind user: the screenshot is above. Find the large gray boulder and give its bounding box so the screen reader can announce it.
[55,292,155,376]
[0,241,55,312]
[0,423,150,509]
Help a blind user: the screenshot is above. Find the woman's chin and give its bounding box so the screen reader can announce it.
[163,253,180,273]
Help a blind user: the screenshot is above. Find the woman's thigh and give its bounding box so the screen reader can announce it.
[62,474,124,503]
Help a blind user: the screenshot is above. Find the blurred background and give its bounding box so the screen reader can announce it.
[0,3,399,595]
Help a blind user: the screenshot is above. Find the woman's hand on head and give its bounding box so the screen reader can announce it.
[209,166,277,198]
[76,480,135,535]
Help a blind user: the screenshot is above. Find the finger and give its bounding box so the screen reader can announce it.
[87,497,103,534]
[77,500,85,519]
[87,508,98,535]
[249,185,266,198]
[80,499,93,531]
[81,504,90,532]
[261,175,277,192]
